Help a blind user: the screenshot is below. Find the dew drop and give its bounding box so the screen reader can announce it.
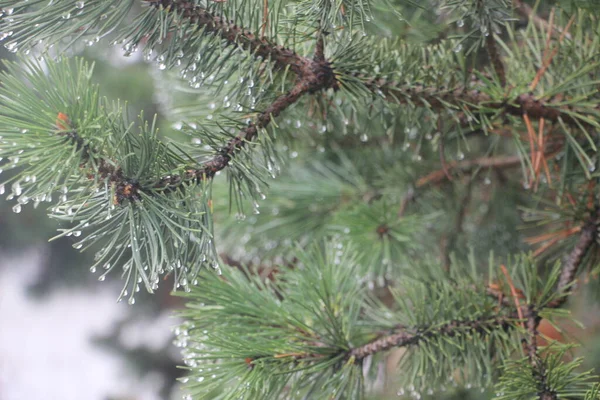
[12,204,21,213]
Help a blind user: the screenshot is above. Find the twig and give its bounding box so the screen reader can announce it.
[111,1,340,201]
[530,15,576,92]
[524,306,557,400]
[416,154,524,187]
[500,264,525,327]
[261,0,269,39]
[360,78,598,128]
[546,208,599,308]
[513,1,572,40]
[147,1,304,73]
[348,316,511,360]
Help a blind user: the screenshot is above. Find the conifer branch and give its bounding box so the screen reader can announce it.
[151,58,338,195]
[117,1,340,199]
[416,154,524,187]
[348,316,511,360]
[513,0,570,40]
[547,208,599,308]
[361,79,598,127]
[146,0,305,74]
[524,306,557,400]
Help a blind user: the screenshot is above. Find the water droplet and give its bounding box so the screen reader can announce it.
[457,19,464,27]
[454,43,463,53]
[12,204,21,213]
[11,182,21,196]
[75,1,85,9]
[128,297,135,305]
[589,162,596,172]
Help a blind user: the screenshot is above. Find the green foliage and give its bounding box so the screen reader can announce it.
[1,0,600,399]
[0,57,218,299]
[176,241,368,399]
[496,347,598,400]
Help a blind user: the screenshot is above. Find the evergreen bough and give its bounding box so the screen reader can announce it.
[0,0,599,398]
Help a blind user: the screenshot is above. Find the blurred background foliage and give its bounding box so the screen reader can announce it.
[1,0,599,399]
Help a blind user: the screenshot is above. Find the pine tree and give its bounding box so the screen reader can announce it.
[0,0,599,399]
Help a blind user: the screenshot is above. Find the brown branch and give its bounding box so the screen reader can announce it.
[513,0,571,40]
[416,154,524,188]
[146,0,305,74]
[362,79,598,127]
[348,316,511,360]
[351,209,598,366]
[524,306,557,400]
[102,1,339,202]
[546,208,599,308]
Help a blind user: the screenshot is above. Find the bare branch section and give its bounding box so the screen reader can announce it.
[348,316,510,360]
[513,0,570,40]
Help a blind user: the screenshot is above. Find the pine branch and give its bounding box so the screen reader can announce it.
[416,154,524,187]
[524,305,557,400]
[513,0,571,40]
[116,2,339,199]
[151,60,338,196]
[360,79,599,127]
[348,315,511,360]
[547,207,599,308]
[146,0,305,74]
